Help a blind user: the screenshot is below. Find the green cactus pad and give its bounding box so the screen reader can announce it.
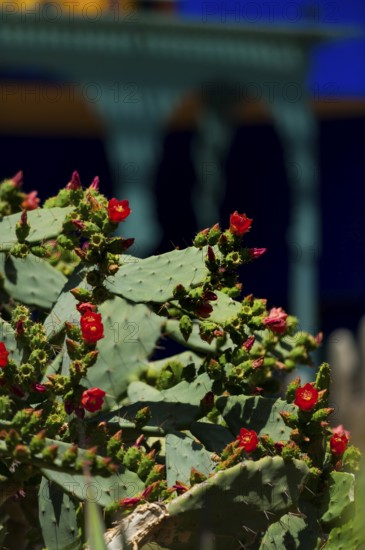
[42,467,144,508]
[165,432,215,487]
[208,291,241,324]
[0,207,73,250]
[324,519,362,550]
[39,476,81,550]
[0,254,66,310]
[320,472,355,526]
[84,296,164,406]
[146,351,202,382]
[216,395,296,441]
[44,267,88,339]
[189,422,234,454]
[151,456,310,548]
[105,247,211,303]
[104,375,212,431]
[164,319,218,354]
[259,508,321,549]
[0,318,24,364]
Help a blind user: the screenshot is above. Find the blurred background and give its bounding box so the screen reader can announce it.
[0,1,364,444]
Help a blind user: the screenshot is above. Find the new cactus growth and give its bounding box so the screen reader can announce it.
[0,171,361,549]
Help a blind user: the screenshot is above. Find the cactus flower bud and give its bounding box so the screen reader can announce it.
[30,431,46,454]
[15,210,30,242]
[11,170,23,187]
[171,483,189,494]
[89,176,99,190]
[242,335,255,352]
[119,497,141,509]
[32,383,46,393]
[190,467,207,485]
[14,444,30,460]
[16,320,25,336]
[193,228,209,248]
[207,245,216,263]
[71,219,86,231]
[21,191,40,211]
[70,287,93,301]
[252,357,264,369]
[76,302,96,314]
[42,444,59,461]
[66,171,81,190]
[179,315,193,342]
[134,408,151,429]
[0,343,9,368]
[249,247,267,260]
[208,223,221,245]
[286,377,301,402]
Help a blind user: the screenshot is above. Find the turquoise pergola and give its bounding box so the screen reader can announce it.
[0,13,346,333]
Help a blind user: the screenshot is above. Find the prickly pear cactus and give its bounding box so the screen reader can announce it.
[0,172,362,549]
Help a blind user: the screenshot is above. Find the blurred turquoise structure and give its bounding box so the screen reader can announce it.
[0,10,349,335]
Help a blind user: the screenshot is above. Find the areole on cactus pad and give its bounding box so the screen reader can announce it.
[0,171,362,550]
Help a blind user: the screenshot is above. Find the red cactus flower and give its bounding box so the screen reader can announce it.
[80,312,104,344]
[0,343,9,368]
[81,387,106,412]
[330,425,350,456]
[236,428,259,452]
[332,424,350,439]
[263,307,288,334]
[330,432,349,456]
[294,383,319,412]
[22,191,39,211]
[229,211,253,236]
[108,198,131,223]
